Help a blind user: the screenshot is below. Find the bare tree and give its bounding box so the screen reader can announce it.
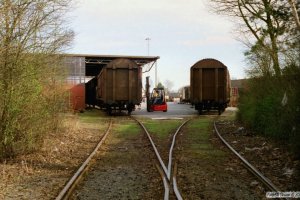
[0,0,74,158]
[209,0,298,76]
[288,0,300,30]
[164,79,174,93]
[163,79,174,96]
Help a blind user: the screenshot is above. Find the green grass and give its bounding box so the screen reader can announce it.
[185,118,227,159]
[104,119,143,162]
[78,109,107,123]
[222,112,237,121]
[114,120,140,138]
[141,119,184,139]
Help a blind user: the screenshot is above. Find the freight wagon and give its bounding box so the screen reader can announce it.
[190,58,230,115]
[96,58,142,115]
[181,86,190,103]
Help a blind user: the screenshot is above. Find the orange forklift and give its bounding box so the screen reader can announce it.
[146,77,168,112]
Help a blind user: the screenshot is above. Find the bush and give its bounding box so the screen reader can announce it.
[0,55,68,159]
[0,1,73,160]
[238,67,300,156]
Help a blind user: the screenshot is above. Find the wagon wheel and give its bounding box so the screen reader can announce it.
[218,104,224,115]
[127,104,135,115]
[128,107,132,115]
[198,108,202,115]
[107,106,112,115]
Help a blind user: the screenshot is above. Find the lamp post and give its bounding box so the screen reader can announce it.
[145,37,157,87]
[145,37,150,56]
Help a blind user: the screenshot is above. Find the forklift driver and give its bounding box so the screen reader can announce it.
[153,90,163,105]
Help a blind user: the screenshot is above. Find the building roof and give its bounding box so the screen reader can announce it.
[66,54,159,66]
[65,54,160,76]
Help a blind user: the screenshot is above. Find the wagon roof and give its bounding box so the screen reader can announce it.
[191,58,227,69]
[105,58,138,68]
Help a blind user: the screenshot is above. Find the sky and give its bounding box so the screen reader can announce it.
[67,0,247,91]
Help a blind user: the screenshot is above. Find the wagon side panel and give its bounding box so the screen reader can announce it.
[202,68,215,101]
[97,69,104,101]
[191,67,201,103]
[217,68,226,102]
[128,67,141,104]
[115,68,129,101]
[105,67,113,103]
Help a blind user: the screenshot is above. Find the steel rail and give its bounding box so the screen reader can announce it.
[133,118,169,178]
[155,164,170,200]
[133,117,170,200]
[56,119,112,200]
[213,121,281,193]
[167,120,190,200]
[133,117,189,200]
[167,119,190,179]
[173,162,183,200]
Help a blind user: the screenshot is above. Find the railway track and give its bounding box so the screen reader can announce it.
[56,115,181,199]
[55,115,170,199]
[214,121,285,199]
[55,119,112,200]
[132,117,190,200]
[54,114,281,199]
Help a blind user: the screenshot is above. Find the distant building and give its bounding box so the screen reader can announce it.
[230,79,247,107]
[167,92,181,102]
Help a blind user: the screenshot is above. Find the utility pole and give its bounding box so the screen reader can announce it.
[155,61,158,87]
[145,37,150,56]
[145,37,157,87]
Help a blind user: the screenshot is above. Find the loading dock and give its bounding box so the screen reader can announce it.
[64,54,159,111]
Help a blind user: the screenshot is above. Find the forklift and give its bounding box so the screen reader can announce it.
[146,76,168,112]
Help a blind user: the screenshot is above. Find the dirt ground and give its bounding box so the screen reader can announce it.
[215,119,300,193]
[0,110,110,200]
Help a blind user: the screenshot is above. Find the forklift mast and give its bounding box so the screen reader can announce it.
[146,76,151,112]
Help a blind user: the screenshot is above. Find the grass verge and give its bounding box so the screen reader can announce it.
[140,119,184,139]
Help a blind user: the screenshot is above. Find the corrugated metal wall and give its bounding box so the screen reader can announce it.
[65,56,86,84]
[64,56,86,111]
